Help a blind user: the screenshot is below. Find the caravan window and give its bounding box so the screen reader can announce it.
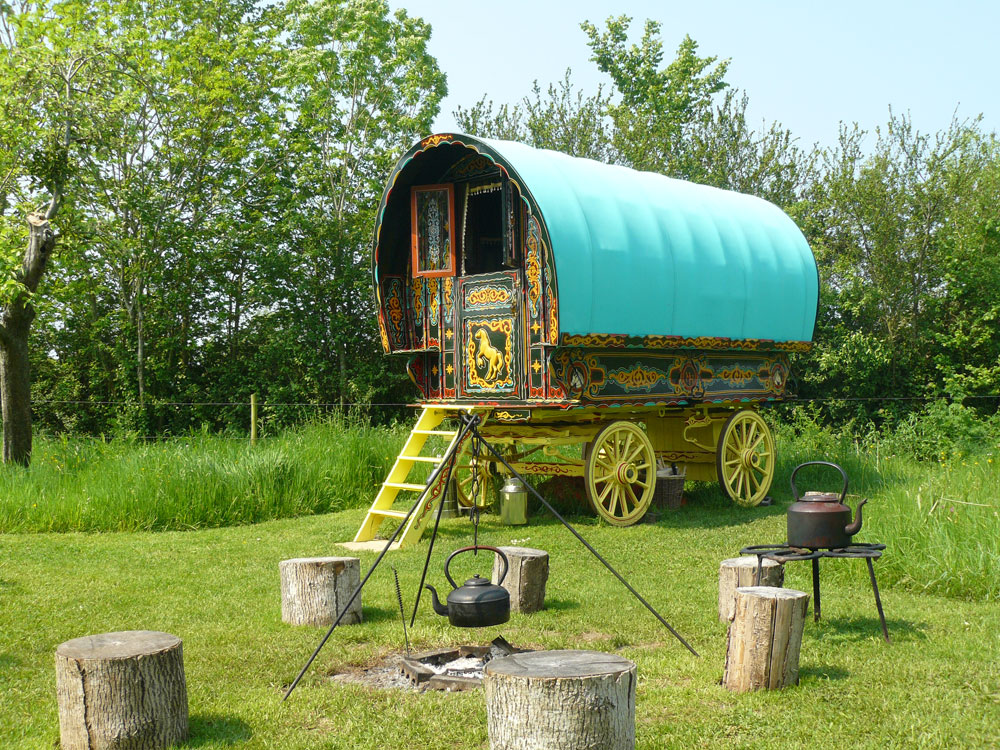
[411,184,456,277]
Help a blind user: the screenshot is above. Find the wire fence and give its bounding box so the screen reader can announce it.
[25,392,1000,443]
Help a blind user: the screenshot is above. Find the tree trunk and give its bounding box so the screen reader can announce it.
[137,287,145,407]
[718,556,784,622]
[485,650,636,750]
[492,547,549,614]
[722,586,809,693]
[55,630,188,750]
[0,212,54,466]
[0,313,33,466]
[280,557,363,626]
[339,341,346,409]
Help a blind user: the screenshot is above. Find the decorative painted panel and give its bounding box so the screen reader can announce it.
[558,333,812,353]
[463,282,513,310]
[462,316,518,395]
[380,276,408,350]
[550,350,793,403]
[458,272,522,399]
[441,153,501,182]
[426,276,440,350]
[441,276,457,399]
[407,276,425,349]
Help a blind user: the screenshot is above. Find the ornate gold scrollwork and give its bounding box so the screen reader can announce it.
[682,414,718,452]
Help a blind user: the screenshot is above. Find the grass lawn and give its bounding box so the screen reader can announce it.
[2,490,998,749]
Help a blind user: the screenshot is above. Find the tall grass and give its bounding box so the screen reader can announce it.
[3,406,997,601]
[0,418,407,533]
[772,404,1000,602]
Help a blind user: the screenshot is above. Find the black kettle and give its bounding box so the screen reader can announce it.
[787,461,866,549]
[425,545,510,628]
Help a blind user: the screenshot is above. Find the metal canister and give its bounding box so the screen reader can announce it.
[499,477,528,525]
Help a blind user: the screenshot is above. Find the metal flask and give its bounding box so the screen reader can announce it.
[425,546,510,628]
[786,461,866,549]
[500,476,528,525]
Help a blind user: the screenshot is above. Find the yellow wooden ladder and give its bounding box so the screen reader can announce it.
[343,405,473,550]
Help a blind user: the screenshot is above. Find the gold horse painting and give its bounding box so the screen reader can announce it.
[474,327,505,382]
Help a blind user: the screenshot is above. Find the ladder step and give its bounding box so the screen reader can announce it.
[413,429,458,436]
[385,482,427,491]
[371,509,409,519]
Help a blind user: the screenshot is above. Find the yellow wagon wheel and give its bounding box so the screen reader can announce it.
[716,410,775,507]
[454,441,496,508]
[585,421,656,526]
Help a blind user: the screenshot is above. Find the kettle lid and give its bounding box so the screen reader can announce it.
[462,575,491,588]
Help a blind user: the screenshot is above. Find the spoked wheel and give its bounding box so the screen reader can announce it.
[454,440,497,508]
[716,410,775,507]
[584,421,656,526]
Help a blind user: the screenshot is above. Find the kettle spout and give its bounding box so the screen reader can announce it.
[424,585,449,617]
[845,497,867,537]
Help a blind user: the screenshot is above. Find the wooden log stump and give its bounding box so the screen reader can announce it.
[55,630,188,750]
[718,556,784,621]
[722,586,809,693]
[485,650,636,750]
[280,557,362,626]
[491,546,549,614]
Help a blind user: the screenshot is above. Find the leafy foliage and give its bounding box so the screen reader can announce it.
[0,6,997,448]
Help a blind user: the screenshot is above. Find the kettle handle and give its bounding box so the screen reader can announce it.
[444,545,509,589]
[789,461,848,503]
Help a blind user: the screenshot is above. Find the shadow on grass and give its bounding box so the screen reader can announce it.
[528,476,791,531]
[799,664,851,681]
[812,615,926,642]
[541,597,581,612]
[186,714,252,746]
[359,606,403,624]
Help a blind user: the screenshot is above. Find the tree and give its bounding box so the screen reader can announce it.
[0,0,105,463]
[795,113,997,420]
[278,0,446,407]
[581,16,729,176]
[455,71,612,161]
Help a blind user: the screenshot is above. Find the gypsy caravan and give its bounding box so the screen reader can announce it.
[352,133,817,547]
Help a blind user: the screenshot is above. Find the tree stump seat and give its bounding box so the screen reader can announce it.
[280,556,362,626]
[485,649,636,750]
[723,586,809,692]
[55,630,188,750]
[491,546,549,614]
[718,556,784,621]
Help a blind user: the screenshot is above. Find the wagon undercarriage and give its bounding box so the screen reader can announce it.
[452,403,776,525]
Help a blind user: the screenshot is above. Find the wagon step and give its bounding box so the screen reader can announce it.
[369,509,409,519]
[344,405,476,549]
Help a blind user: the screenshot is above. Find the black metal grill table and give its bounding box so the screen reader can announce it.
[739,543,890,642]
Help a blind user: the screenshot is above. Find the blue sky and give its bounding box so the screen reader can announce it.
[389,0,997,150]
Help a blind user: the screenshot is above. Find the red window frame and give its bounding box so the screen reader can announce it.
[410,183,457,278]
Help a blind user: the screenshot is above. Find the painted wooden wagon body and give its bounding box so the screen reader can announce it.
[369,133,817,529]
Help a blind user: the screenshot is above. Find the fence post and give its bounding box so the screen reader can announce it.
[251,394,258,444]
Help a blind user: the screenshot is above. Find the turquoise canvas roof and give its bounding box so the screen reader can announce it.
[477,137,817,343]
[376,134,818,344]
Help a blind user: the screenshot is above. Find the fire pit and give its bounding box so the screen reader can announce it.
[400,636,528,691]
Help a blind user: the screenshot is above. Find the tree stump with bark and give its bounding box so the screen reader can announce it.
[718,556,784,621]
[484,650,636,750]
[280,557,362,626]
[491,546,549,614]
[722,586,809,693]
[55,630,188,750]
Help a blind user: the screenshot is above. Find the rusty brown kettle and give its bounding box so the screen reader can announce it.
[787,461,866,549]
